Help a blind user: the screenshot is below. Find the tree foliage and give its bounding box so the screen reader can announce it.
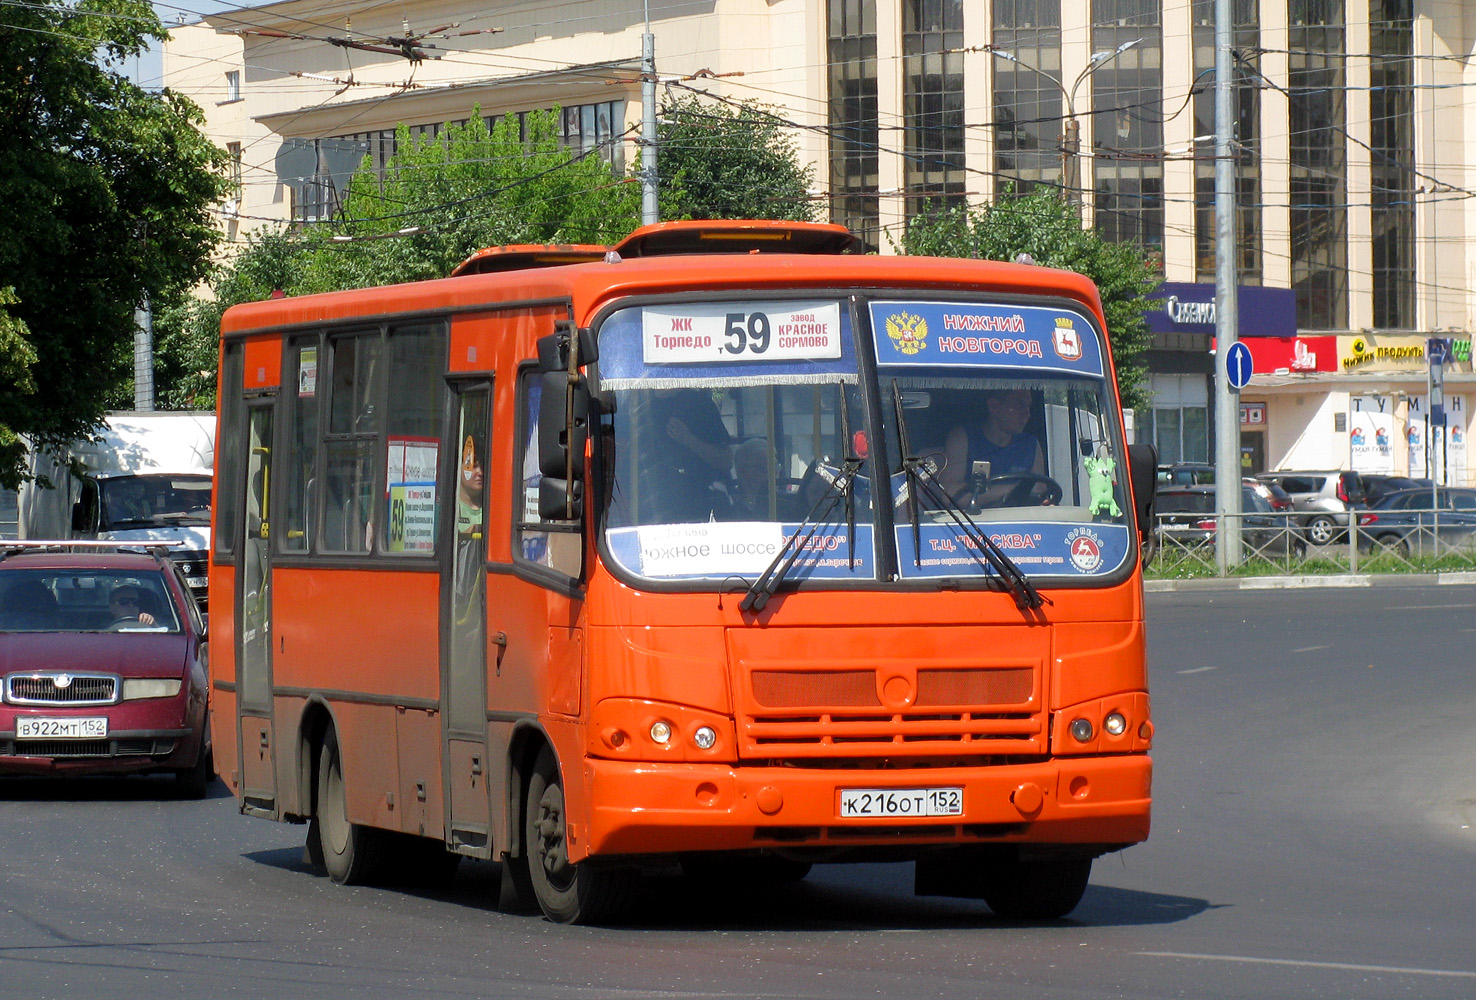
[899,191,1159,413]
[0,0,229,488]
[656,93,815,222]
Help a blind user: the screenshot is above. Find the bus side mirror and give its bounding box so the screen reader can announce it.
[1127,443,1158,567]
[538,370,590,520]
[535,323,598,372]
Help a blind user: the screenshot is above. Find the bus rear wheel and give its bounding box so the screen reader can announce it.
[525,747,637,924]
[316,728,387,885]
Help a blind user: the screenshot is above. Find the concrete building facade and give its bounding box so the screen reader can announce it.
[162,1,1476,484]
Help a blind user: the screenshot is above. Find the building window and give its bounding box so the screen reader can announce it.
[827,0,879,249]
[224,70,240,103]
[903,0,966,220]
[1091,0,1164,252]
[1191,0,1260,284]
[992,0,1063,196]
[225,141,242,208]
[1289,0,1348,330]
[1147,374,1209,464]
[288,101,626,223]
[1370,0,1415,330]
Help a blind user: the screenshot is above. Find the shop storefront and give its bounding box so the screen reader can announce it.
[1143,284,1473,484]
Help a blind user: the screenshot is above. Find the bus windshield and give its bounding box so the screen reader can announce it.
[596,296,1133,585]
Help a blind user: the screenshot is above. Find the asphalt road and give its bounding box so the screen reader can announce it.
[2,584,1474,999]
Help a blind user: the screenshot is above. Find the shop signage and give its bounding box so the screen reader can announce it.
[1240,403,1266,426]
[1146,282,1297,340]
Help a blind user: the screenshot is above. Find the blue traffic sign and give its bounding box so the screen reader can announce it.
[1225,341,1254,390]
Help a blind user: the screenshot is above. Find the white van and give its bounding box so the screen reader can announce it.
[16,412,215,606]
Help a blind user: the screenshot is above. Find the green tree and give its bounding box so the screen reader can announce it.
[656,93,815,221]
[899,191,1158,413]
[158,110,641,408]
[0,0,228,488]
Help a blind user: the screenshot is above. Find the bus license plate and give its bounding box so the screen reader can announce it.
[15,717,108,739]
[838,787,963,819]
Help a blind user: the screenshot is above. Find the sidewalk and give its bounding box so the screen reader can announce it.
[1145,570,1476,592]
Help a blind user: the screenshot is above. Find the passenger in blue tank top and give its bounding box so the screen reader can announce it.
[942,388,1047,506]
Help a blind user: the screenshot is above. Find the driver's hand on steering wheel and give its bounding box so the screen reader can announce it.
[137,611,156,626]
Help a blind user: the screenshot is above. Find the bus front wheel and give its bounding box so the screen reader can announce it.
[978,855,1093,920]
[316,728,387,885]
[525,747,637,923]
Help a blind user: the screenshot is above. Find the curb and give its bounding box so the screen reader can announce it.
[1145,571,1476,592]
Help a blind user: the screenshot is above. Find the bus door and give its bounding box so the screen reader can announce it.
[441,385,492,856]
[237,399,277,815]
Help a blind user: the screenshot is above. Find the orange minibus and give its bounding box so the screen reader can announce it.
[210,220,1157,923]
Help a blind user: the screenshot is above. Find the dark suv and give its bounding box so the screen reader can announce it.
[1254,471,1366,545]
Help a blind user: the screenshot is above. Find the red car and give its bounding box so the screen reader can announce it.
[0,545,212,796]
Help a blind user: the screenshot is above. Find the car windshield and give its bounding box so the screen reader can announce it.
[595,296,1134,585]
[100,474,212,530]
[0,568,181,633]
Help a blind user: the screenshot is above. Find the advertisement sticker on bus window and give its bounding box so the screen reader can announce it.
[298,347,318,397]
[606,521,874,580]
[870,301,1104,377]
[642,301,843,364]
[386,436,439,494]
[388,484,436,552]
[893,521,1131,579]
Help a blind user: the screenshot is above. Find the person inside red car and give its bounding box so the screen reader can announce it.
[109,584,156,627]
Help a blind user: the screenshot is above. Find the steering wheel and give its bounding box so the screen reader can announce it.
[976,472,1063,509]
[106,617,141,630]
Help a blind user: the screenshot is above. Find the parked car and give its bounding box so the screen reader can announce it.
[1255,470,1366,545]
[1361,474,1434,507]
[1244,477,1293,512]
[1157,462,1216,487]
[1356,487,1476,557]
[0,544,212,796]
[1154,484,1307,559]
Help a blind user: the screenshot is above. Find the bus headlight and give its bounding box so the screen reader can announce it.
[692,726,717,750]
[649,720,673,745]
[1070,717,1094,743]
[1103,712,1127,736]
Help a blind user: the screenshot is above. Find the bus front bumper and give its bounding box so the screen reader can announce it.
[579,754,1151,859]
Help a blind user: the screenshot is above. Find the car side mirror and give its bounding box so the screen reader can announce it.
[1127,443,1159,567]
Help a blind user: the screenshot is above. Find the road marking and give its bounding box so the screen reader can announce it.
[1291,645,1328,653]
[1383,604,1476,611]
[1138,952,1476,980]
[1177,666,1218,675]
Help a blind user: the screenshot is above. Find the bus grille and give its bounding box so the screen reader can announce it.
[740,666,1043,757]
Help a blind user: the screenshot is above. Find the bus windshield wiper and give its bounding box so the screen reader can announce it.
[890,381,1049,613]
[741,386,861,613]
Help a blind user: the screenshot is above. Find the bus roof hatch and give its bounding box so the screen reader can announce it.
[611,219,864,258]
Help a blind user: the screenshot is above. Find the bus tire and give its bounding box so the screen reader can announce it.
[525,747,636,924]
[979,855,1093,920]
[316,728,387,885]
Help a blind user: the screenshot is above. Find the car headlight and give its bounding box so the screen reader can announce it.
[121,678,183,700]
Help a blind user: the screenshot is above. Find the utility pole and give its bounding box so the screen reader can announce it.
[1212,0,1242,569]
[133,295,155,412]
[640,0,659,225]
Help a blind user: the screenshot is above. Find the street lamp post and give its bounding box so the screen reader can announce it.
[986,39,1141,214]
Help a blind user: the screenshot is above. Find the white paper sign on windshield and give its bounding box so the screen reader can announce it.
[642,301,843,364]
[632,521,789,577]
